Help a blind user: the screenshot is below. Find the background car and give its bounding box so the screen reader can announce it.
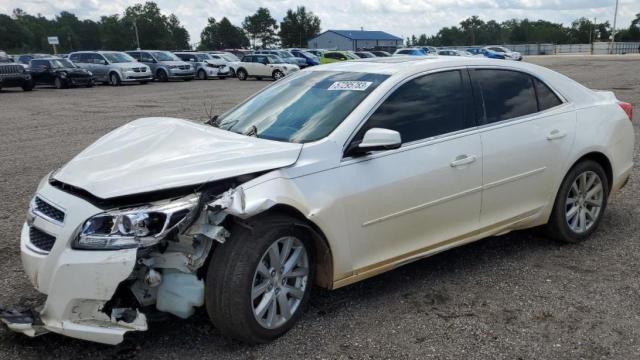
[319,50,359,64]
[288,49,320,67]
[306,49,325,57]
[234,54,298,81]
[69,51,153,85]
[208,51,241,62]
[16,53,51,69]
[393,48,428,56]
[483,46,522,60]
[354,51,376,58]
[421,46,438,54]
[126,50,195,82]
[467,47,506,59]
[174,52,229,80]
[370,50,391,57]
[253,50,307,68]
[0,52,33,92]
[437,49,461,56]
[29,57,94,88]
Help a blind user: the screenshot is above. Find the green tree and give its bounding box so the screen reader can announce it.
[279,6,321,48]
[198,17,248,50]
[167,14,190,49]
[460,15,484,45]
[99,15,130,50]
[0,14,29,51]
[242,7,278,48]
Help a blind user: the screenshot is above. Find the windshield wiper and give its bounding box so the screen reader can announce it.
[204,115,221,127]
[244,125,258,137]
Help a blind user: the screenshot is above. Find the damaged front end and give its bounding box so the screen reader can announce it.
[2,178,253,345]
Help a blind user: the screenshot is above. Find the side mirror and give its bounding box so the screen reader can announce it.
[346,128,402,157]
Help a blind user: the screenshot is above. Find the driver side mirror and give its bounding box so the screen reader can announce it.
[346,128,402,157]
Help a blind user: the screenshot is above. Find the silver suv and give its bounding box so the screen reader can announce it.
[126,50,195,82]
[68,51,152,85]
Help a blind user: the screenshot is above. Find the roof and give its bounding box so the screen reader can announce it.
[319,30,403,41]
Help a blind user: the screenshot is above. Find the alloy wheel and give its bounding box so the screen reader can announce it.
[273,71,284,80]
[251,236,309,330]
[565,170,604,234]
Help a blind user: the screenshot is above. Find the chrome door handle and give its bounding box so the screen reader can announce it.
[547,129,567,140]
[450,154,477,167]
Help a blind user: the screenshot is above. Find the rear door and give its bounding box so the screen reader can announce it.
[470,68,575,227]
[88,53,108,79]
[29,59,49,84]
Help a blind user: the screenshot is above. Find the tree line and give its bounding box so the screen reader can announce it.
[0,2,322,53]
[406,15,640,47]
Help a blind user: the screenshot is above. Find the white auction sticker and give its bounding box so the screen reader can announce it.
[328,81,373,91]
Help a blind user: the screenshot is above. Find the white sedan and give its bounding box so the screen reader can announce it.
[3,57,634,345]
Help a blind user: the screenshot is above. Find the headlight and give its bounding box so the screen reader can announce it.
[207,63,216,68]
[75,193,199,250]
[169,65,178,69]
[87,71,93,76]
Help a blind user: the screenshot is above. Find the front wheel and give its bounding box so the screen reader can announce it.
[205,214,313,343]
[157,70,169,82]
[21,81,34,91]
[273,70,284,80]
[109,72,121,86]
[546,160,609,243]
[197,69,207,80]
[229,68,236,78]
[54,77,66,89]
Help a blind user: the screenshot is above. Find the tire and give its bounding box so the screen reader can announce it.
[54,77,65,89]
[157,69,169,82]
[109,72,121,86]
[229,68,236,78]
[21,81,34,91]
[197,69,207,80]
[546,160,609,243]
[237,69,248,81]
[272,70,284,81]
[205,214,314,344]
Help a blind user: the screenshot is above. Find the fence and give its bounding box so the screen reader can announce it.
[445,42,640,55]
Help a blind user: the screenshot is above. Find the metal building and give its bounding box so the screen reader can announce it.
[307,30,403,51]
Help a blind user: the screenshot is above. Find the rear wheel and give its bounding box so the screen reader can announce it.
[237,69,248,81]
[205,214,313,344]
[546,160,609,243]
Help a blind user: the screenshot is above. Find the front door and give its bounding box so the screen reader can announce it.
[340,69,483,272]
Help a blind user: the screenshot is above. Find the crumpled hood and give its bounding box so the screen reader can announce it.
[53,117,303,199]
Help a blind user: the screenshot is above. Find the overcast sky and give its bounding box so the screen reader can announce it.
[1,0,638,44]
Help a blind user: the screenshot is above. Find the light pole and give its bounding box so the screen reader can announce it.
[133,19,141,50]
[611,0,619,53]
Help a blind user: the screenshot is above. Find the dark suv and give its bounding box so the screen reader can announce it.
[0,51,34,92]
[30,58,94,88]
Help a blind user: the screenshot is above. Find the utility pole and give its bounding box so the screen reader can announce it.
[133,19,141,50]
[611,0,619,54]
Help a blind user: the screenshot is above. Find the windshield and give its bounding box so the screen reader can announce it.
[217,71,389,143]
[345,52,360,60]
[268,55,285,64]
[196,53,211,61]
[51,59,76,68]
[103,52,134,63]
[219,53,240,61]
[278,51,294,58]
[300,51,318,60]
[152,51,180,61]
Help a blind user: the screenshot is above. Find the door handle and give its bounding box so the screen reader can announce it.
[450,154,477,167]
[546,129,567,140]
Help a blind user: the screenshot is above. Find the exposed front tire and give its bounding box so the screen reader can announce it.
[205,214,313,344]
[109,72,121,86]
[157,69,169,82]
[546,160,609,243]
[237,69,248,81]
[229,68,236,78]
[197,69,207,80]
[273,70,284,80]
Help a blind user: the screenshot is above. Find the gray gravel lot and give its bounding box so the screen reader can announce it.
[0,56,638,359]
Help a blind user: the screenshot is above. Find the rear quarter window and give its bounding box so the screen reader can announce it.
[533,78,563,111]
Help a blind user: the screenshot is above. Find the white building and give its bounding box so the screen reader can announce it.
[308,30,403,51]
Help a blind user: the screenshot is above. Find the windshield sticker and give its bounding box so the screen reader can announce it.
[328,81,373,91]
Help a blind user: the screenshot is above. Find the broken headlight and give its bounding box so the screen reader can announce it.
[75,193,200,250]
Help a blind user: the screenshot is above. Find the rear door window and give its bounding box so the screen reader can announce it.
[533,78,563,111]
[471,69,538,123]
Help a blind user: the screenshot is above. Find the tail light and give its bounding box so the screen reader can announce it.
[619,102,633,122]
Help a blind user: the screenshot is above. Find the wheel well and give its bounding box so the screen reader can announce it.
[260,205,334,289]
[237,67,246,74]
[573,152,613,192]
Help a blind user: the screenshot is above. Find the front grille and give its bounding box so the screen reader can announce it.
[29,227,56,252]
[34,197,65,223]
[0,65,23,75]
[132,67,145,72]
[178,65,189,70]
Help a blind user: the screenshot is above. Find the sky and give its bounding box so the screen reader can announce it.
[1,0,638,45]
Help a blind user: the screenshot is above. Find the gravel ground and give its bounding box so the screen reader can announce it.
[0,55,638,359]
